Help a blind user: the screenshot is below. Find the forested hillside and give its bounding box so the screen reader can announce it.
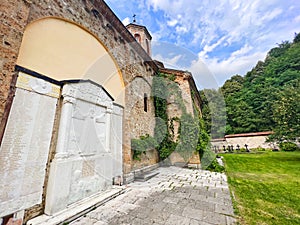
[200,33,300,142]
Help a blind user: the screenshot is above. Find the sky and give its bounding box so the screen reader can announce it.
[105,0,300,89]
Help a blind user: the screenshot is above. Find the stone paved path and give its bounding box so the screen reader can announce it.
[70,167,237,225]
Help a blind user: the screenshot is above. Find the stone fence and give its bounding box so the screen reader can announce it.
[211,131,278,152]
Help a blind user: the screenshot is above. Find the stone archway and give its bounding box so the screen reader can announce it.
[17,17,125,105]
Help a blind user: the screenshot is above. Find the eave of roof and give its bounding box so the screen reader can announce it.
[225,131,274,138]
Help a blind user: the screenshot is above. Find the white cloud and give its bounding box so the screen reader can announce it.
[230,44,253,58]
[146,0,299,85]
[189,58,218,89]
[106,0,300,87]
[261,8,283,22]
[153,53,183,69]
[294,15,300,23]
[199,36,227,58]
[176,26,188,34]
[189,50,267,88]
[146,0,291,47]
[151,19,169,42]
[147,0,172,12]
[167,19,178,27]
[122,17,130,26]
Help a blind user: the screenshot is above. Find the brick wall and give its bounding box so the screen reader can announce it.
[0,1,30,143]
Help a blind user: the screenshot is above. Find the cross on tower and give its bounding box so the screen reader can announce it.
[133,14,136,23]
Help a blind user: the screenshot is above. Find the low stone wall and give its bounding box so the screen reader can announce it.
[211,132,278,152]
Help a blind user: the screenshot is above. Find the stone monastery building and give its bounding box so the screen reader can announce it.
[0,0,202,224]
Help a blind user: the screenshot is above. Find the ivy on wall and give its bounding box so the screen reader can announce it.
[131,72,210,162]
[131,134,157,160]
[152,73,179,160]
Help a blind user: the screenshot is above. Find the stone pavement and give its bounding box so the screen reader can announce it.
[70,167,237,225]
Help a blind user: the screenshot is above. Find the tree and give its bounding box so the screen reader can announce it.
[201,33,300,136]
[293,32,300,43]
[226,97,257,134]
[200,89,226,138]
[221,74,244,96]
[269,79,300,142]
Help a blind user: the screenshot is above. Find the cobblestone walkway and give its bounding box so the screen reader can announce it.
[70,167,237,225]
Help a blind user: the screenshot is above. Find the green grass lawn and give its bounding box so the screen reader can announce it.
[220,151,300,225]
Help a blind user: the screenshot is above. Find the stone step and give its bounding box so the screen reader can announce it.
[27,187,125,225]
[134,171,159,182]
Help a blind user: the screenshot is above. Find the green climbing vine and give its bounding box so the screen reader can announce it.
[131,72,210,162]
[131,134,157,160]
[152,73,177,160]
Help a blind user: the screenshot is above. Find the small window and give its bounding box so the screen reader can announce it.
[134,33,141,43]
[144,93,148,112]
[146,39,150,54]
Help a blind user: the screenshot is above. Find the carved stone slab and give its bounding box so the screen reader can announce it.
[70,99,108,155]
[0,73,59,217]
[111,104,123,178]
[16,72,60,98]
[62,81,113,109]
[45,81,122,215]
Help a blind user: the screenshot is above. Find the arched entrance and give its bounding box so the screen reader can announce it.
[17,17,125,105]
[0,17,124,219]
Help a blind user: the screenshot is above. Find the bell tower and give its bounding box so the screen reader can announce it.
[126,16,152,57]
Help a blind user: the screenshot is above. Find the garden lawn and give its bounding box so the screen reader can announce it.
[221,151,300,225]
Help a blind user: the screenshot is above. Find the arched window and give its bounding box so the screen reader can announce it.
[134,33,141,43]
[144,93,148,112]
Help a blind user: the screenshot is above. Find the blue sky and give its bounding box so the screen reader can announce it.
[105,0,300,89]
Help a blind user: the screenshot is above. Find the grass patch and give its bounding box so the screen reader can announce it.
[221,152,300,225]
